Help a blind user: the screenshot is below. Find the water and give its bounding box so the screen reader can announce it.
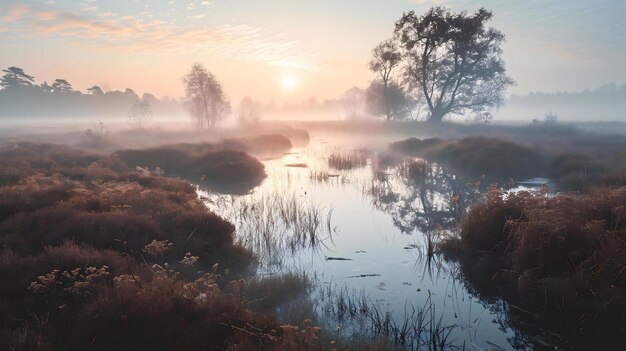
[200,134,547,350]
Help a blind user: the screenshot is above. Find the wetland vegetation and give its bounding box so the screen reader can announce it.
[1,2,626,350]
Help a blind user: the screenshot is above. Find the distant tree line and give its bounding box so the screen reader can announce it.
[504,84,626,121]
[0,66,181,119]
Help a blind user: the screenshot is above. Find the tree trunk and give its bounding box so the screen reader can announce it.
[428,106,445,123]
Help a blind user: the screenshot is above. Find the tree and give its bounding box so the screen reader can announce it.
[368,39,402,121]
[393,7,515,123]
[40,82,53,93]
[1,66,35,89]
[182,63,231,129]
[51,79,74,93]
[87,85,104,95]
[544,112,558,124]
[238,96,261,127]
[124,88,139,101]
[466,111,493,125]
[365,80,415,121]
[128,99,152,128]
[342,86,366,118]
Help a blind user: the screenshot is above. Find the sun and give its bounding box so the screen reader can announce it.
[280,74,298,91]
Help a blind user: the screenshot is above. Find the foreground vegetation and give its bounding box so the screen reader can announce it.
[0,142,328,350]
[441,186,626,350]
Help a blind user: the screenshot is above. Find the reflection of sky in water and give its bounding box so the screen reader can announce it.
[200,135,544,350]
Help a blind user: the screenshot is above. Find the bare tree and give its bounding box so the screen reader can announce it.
[342,86,367,118]
[182,63,231,129]
[394,7,515,123]
[128,100,152,128]
[238,96,261,127]
[368,40,403,121]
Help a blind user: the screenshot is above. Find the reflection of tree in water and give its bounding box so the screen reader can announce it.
[369,158,475,235]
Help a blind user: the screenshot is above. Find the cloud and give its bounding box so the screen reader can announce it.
[0,3,320,71]
[0,4,31,22]
[413,0,447,4]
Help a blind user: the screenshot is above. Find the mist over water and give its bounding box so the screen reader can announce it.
[1,1,626,350]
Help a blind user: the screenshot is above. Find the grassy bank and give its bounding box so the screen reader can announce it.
[115,140,268,194]
[391,137,545,180]
[391,136,626,190]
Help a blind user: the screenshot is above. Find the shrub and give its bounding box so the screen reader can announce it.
[444,186,626,349]
[0,142,323,350]
[115,144,266,194]
[391,137,546,180]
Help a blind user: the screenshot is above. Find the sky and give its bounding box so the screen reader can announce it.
[1,0,625,104]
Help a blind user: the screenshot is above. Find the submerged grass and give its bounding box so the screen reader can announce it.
[244,271,311,311]
[204,191,334,271]
[316,284,457,351]
[328,151,368,170]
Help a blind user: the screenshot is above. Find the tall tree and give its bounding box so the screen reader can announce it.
[0,66,35,89]
[368,39,402,121]
[182,63,230,129]
[394,7,515,123]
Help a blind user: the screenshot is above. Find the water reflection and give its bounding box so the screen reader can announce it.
[368,158,474,235]
[200,137,548,350]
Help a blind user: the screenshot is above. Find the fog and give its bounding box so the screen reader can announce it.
[1,3,626,351]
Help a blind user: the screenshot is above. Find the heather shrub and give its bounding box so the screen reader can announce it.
[391,137,546,180]
[444,186,626,348]
[0,142,317,350]
[115,144,266,194]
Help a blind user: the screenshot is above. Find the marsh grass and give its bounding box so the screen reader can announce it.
[308,169,341,183]
[328,151,368,170]
[442,185,626,350]
[244,271,311,311]
[316,284,457,351]
[204,191,334,271]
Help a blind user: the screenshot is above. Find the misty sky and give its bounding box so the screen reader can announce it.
[1,0,625,103]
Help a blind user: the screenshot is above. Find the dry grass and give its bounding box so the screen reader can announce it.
[0,142,329,350]
[442,185,626,349]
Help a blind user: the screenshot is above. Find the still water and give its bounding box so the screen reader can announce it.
[200,134,547,350]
